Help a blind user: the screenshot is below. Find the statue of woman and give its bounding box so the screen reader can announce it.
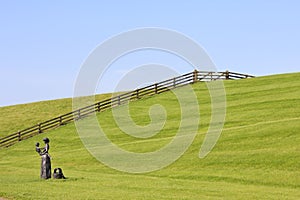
[35,138,51,179]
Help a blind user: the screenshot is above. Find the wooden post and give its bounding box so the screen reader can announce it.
[136,89,139,99]
[18,131,21,141]
[38,123,42,133]
[225,70,230,80]
[173,78,176,88]
[59,116,63,126]
[97,102,101,112]
[118,96,121,105]
[78,109,81,119]
[193,70,198,83]
[154,84,158,94]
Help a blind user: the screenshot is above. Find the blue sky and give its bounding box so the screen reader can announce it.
[0,0,299,107]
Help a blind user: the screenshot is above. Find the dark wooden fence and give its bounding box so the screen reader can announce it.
[0,70,254,148]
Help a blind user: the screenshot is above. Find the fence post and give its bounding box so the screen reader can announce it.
[118,96,121,105]
[78,109,81,119]
[59,116,63,126]
[97,102,101,112]
[173,78,176,88]
[18,130,21,141]
[136,89,139,99]
[38,123,42,133]
[193,70,198,83]
[225,70,230,80]
[154,84,158,94]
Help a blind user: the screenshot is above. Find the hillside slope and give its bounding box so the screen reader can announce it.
[0,93,113,138]
[0,72,299,200]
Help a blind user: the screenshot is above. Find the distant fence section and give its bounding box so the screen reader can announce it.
[0,70,254,148]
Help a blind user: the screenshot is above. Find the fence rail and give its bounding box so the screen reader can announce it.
[0,70,254,148]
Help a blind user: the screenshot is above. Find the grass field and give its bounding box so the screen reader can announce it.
[0,73,299,199]
[0,93,113,138]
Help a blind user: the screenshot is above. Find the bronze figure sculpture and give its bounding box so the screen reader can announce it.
[35,137,51,179]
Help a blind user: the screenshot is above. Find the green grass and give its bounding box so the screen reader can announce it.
[0,93,113,138]
[0,72,300,199]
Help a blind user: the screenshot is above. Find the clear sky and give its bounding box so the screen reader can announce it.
[0,0,299,107]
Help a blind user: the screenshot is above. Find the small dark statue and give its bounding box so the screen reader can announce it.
[35,138,51,179]
[53,168,66,179]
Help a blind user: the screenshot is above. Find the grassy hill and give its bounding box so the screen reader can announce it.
[0,93,113,138]
[0,72,299,199]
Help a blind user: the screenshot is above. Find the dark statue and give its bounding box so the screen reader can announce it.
[53,168,66,179]
[35,137,51,179]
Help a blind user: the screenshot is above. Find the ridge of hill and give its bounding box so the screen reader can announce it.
[0,72,299,199]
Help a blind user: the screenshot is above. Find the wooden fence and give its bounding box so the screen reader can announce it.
[0,70,254,148]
